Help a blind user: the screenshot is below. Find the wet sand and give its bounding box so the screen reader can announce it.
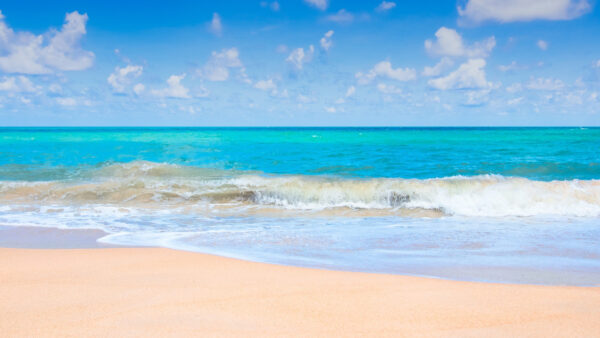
[0,225,117,249]
[1,246,599,337]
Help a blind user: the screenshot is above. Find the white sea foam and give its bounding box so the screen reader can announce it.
[0,161,599,217]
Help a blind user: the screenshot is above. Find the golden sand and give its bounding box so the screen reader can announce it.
[1,247,599,337]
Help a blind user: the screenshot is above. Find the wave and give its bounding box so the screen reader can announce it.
[1,161,600,217]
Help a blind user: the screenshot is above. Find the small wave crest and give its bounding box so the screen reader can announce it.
[1,161,599,217]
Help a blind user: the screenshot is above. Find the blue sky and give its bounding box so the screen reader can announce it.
[0,0,599,126]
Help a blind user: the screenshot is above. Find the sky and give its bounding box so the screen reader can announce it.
[0,0,599,126]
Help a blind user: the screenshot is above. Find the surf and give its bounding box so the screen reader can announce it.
[1,161,599,218]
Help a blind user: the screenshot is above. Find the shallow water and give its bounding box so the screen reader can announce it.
[1,127,599,285]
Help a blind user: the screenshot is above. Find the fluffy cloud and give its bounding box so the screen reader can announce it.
[458,0,591,23]
[376,83,403,94]
[54,97,92,107]
[254,79,278,95]
[537,40,549,50]
[428,58,491,90]
[0,76,37,92]
[508,97,524,105]
[346,86,356,97]
[498,61,518,72]
[0,11,94,74]
[425,27,495,58]
[151,74,191,99]
[107,65,143,93]
[376,1,397,12]
[48,83,63,94]
[200,48,244,81]
[526,77,565,90]
[356,61,417,84]
[209,13,222,36]
[335,86,356,104]
[506,83,523,93]
[422,57,454,77]
[303,0,328,10]
[55,97,77,106]
[325,9,354,23]
[133,83,145,95]
[286,45,314,70]
[464,89,491,106]
[297,94,314,103]
[320,30,334,51]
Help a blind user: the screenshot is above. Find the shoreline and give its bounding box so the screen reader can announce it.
[1,225,599,287]
[2,246,600,336]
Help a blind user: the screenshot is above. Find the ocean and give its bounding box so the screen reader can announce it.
[1,127,599,285]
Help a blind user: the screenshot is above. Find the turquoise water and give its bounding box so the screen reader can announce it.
[1,127,599,181]
[0,127,599,285]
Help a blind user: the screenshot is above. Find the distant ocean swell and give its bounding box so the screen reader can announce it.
[1,161,599,218]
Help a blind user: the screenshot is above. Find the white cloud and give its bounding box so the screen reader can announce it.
[254,79,286,97]
[200,48,244,81]
[561,90,587,105]
[297,94,314,103]
[458,0,591,23]
[376,1,397,12]
[209,13,222,36]
[320,30,334,51]
[180,105,200,114]
[346,86,356,97]
[0,11,94,74]
[526,77,565,90]
[537,40,549,50]
[506,83,523,93]
[498,61,518,72]
[55,97,77,106]
[422,57,454,77]
[428,58,491,90]
[107,65,143,93]
[377,83,403,94]
[151,74,191,99]
[133,83,145,95]
[325,9,354,23]
[508,97,524,105]
[325,106,337,113]
[286,45,314,70]
[0,76,37,92]
[254,79,277,92]
[303,0,328,10]
[49,83,63,94]
[336,86,356,104]
[464,89,491,106]
[425,27,495,58]
[594,60,600,68]
[356,61,417,84]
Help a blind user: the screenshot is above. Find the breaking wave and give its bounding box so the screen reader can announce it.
[1,161,600,217]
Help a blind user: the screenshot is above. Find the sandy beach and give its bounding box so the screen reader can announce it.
[1,247,599,337]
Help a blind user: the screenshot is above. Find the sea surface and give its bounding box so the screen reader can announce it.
[1,127,599,285]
